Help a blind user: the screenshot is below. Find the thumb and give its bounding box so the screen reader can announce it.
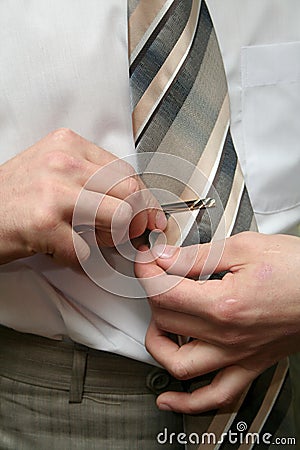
[151,237,236,278]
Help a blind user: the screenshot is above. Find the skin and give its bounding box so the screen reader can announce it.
[0,127,167,267]
[135,231,300,414]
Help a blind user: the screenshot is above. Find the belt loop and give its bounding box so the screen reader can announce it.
[69,343,89,404]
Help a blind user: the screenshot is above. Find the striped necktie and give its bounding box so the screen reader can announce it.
[129,0,255,245]
[128,1,292,448]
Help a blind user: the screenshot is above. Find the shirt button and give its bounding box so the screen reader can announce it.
[146,369,171,394]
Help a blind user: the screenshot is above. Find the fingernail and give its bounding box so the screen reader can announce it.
[152,244,176,259]
[158,403,172,411]
[155,210,168,230]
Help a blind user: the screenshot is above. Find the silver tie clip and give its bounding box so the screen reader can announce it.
[162,197,215,214]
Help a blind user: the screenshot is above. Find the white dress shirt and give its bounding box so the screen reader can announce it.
[0,1,299,364]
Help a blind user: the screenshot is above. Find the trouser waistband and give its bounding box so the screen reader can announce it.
[0,326,183,403]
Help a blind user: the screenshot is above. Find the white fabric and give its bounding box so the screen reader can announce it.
[0,0,155,365]
[0,1,299,363]
[207,0,300,233]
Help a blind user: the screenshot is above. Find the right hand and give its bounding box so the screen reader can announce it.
[0,128,166,267]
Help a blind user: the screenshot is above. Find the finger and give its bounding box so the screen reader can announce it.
[156,365,256,414]
[110,181,167,232]
[85,163,141,201]
[51,129,167,231]
[136,249,231,317]
[137,178,167,231]
[129,211,148,240]
[95,204,149,246]
[145,319,181,368]
[146,320,234,378]
[85,165,167,232]
[149,306,224,345]
[44,127,163,228]
[72,160,148,215]
[73,189,135,244]
[135,246,185,298]
[151,235,246,278]
[97,210,149,245]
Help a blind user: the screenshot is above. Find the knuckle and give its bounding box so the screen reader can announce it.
[169,360,192,380]
[115,200,133,221]
[114,158,137,181]
[127,176,140,196]
[150,291,172,309]
[49,127,77,143]
[152,315,168,332]
[45,150,80,172]
[230,231,256,252]
[213,296,240,325]
[149,294,163,309]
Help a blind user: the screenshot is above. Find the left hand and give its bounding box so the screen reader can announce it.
[135,231,300,414]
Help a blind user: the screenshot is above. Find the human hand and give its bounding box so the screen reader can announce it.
[0,128,166,267]
[135,231,300,413]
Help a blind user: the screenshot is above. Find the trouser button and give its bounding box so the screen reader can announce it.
[146,369,171,394]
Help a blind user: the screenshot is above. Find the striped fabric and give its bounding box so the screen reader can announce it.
[128,1,294,449]
[129,0,253,244]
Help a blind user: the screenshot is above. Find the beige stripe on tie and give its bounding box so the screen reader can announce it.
[132,0,201,140]
[237,359,289,450]
[129,0,175,63]
[189,386,251,450]
[217,162,245,238]
[181,95,230,198]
